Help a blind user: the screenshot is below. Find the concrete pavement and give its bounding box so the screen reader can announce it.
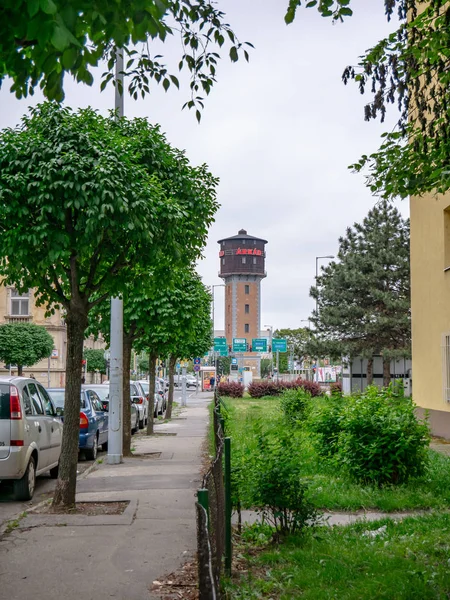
[0,390,212,600]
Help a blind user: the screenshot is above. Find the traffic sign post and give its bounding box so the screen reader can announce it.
[194,357,201,365]
[214,337,227,352]
[252,338,267,353]
[232,338,247,352]
[272,339,287,353]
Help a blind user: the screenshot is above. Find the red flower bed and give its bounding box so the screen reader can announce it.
[248,378,321,398]
[217,381,245,398]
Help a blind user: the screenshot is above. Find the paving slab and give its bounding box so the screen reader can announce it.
[0,392,212,600]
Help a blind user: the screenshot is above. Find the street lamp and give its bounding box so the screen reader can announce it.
[211,284,225,370]
[314,255,334,383]
[264,324,273,377]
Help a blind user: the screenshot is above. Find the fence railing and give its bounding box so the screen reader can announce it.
[196,391,232,599]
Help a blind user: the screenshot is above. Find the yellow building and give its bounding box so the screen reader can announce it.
[410,194,450,438]
[0,286,105,388]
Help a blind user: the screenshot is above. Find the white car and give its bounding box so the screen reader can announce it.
[0,376,63,500]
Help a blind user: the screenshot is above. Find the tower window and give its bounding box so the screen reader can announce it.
[245,304,249,314]
[245,285,249,294]
[242,257,246,264]
[245,323,250,333]
[253,257,257,264]
[222,258,225,265]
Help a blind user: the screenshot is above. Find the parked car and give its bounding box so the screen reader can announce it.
[0,376,63,500]
[137,380,165,416]
[84,384,139,435]
[174,374,197,389]
[130,381,149,427]
[48,388,108,461]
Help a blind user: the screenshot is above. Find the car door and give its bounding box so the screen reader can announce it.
[90,391,108,446]
[27,382,52,470]
[37,384,63,467]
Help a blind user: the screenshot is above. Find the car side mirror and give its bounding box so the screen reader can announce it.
[56,407,64,417]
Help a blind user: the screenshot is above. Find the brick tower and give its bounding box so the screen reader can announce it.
[218,228,267,347]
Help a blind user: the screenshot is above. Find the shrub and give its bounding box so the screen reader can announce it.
[306,394,345,457]
[253,427,320,535]
[217,381,244,398]
[280,388,310,425]
[336,387,430,485]
[330,381,342,395]
[248,378,321,399]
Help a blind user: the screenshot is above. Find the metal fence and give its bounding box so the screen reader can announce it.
[196,391,231,599]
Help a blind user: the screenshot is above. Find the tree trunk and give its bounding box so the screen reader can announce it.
[366,358,374,386]
[146,353,157,435]
[166,355,177,420]
[122,333,133,457]
[18,365,23,376]
[53,307,88,507]
[383,357,391,388]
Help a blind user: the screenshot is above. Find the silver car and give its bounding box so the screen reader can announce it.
[0,376,63,500]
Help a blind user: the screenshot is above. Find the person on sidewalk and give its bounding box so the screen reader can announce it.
[209,375,215,390]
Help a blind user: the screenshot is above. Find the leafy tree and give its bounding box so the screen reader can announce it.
[310,201,410,386]
[83,349,106,374]
[286,0,450,198]
[1,0,252,118]
[0,103,217,506]
[274,328,311,366]
[217,356,231,377]
[0,322,53,375]
[137,353,149,375]
[260,358,272,379]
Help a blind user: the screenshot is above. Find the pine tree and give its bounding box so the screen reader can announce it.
[310,201,410,386]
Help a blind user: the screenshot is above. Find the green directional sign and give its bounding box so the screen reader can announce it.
[214,337,227,351]
[233,337,247,352]
[252,338,267,353]
[217,348,228,356]
[272,338,287,353]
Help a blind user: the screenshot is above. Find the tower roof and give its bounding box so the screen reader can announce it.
[218,229,268,244]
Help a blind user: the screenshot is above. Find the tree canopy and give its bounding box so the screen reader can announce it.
[83,348,106,374]
[0,322,54,375]
[287,0,450,198]
[310,201,411,374]
[1,0,252,118]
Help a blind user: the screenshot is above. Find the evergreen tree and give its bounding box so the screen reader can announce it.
[310,201,410,386]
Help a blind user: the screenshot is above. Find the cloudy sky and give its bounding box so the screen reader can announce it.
[0,1,408,332]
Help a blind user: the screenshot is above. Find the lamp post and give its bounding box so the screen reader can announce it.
[264,324,273,378]
[211,284,225,373]
[314,255,334,384]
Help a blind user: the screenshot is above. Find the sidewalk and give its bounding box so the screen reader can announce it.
[0,391,212,600]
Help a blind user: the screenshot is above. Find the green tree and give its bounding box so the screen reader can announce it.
[1,0,251,118]
[310,201,410,386]
[286,0,450,198]
[0,322,53,375]
[274,328,311,366]
[0,103,217,506]
[137,353,149,376]
[83,349,106,374]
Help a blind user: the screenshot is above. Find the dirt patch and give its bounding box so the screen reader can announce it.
[150,558,198,599]
[33,500,129,516]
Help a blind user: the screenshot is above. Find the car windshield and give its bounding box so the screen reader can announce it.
[86,386,109,401]
[139,382,149,394]
[48,390,86,409]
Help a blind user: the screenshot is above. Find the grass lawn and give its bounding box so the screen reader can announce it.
[221,395,450,511]
[225,513,450,599]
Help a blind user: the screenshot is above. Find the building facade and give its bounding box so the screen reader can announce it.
[410,193,450,438]
[218,229,268,376]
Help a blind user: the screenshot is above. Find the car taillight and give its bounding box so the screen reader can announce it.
[80,412,89,428]
[10,440,24,446]
[136,397,144,404]
[10,386,22,420]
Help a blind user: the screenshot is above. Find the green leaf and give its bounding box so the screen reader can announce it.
[40,0,57,15]
[51,25,71,52]
[61,48,77,69]
[229,46,238,63]
[27,0,40,17]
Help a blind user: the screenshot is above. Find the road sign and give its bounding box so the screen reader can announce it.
[194,357,201,365]
[252,338,267,353]
[231,357,238,365]
[231,364,238,371]
[233,338,247,352]
[214,337,227,351]
[272,338,287,353]
[217,348,228,357]
[194,364,201,372]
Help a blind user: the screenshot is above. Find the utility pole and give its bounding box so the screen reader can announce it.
[108,50,124,465]
[181,364,187,407]
[315,255,334,385]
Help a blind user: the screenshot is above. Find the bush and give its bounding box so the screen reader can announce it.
[248,378,321,399]
[253,427,320,535]
[337,387,430,485]
[306,394,345,457]
[280,388,310,425]
[330,381,342,395]
[217,381,244,398]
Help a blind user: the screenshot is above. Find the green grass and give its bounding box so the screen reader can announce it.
[222,396,450,511]
[225,513,450,599]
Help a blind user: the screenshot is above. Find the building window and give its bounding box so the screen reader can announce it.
[242,257,246,264]
[245,323,250,333]
[222,258,225,265]
[10,288,29,316]
[443,333,450,402]
[253,257,257,264]
[245,304,249,314]
[245,285,249,294]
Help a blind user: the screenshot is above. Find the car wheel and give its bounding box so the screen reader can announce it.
[102,441,108,451]
[139,418,144,429]
[50,461,59,479]
[85,434,98,460]
[14,456,36,501]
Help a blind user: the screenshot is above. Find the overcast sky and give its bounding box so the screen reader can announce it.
[0,1,408,332]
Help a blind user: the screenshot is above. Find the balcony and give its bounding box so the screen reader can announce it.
[5,315,32,323]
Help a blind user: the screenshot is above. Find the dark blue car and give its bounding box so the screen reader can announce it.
[47,388,108,460]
